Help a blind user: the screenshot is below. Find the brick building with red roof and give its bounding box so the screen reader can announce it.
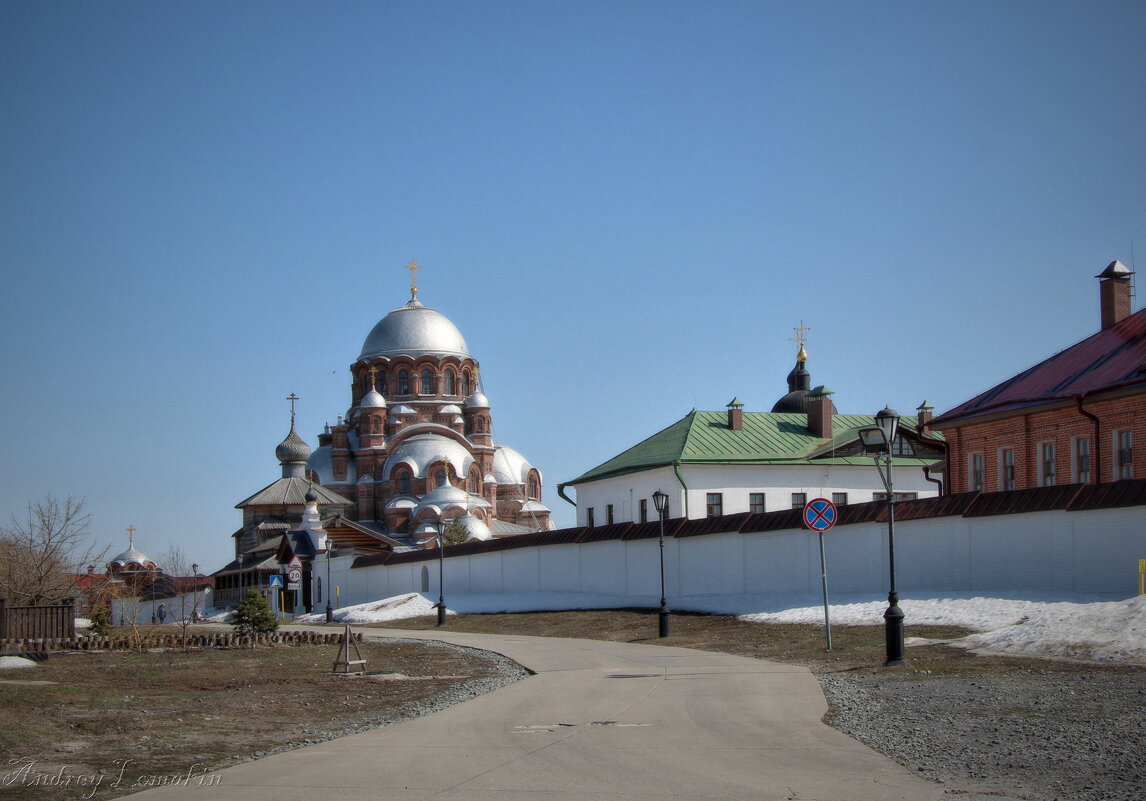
[930,261,1146,494]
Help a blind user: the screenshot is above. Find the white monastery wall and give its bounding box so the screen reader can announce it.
[316,504,1144,614]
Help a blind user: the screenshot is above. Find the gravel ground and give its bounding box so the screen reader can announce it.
[816,663,1146,801]
[234,638,530,761]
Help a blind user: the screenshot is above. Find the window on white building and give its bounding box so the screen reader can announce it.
[749,493,765,514]
[706,493,723,517]
[791,492,806,509]
[831,492,848,506]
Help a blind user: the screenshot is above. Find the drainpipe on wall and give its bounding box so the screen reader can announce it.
[923,465,944,495]
[556,483,577,506]
[1075,395,1101,484]
[672,461,690,518]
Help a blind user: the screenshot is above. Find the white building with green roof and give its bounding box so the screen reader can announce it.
[558,373,946,526]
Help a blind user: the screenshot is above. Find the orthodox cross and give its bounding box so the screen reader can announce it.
[406,259,422,299]
[287,393,299,426]
[368,365,379,390]
[789,320,810,350]
[126,525,136,547]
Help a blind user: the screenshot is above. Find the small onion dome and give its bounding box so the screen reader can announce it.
[463,391,489,409]
[305,487,319,503]
[276,426,312,464]
[109,544,155,571]
[458,513,491,541]
[360,388,386,409]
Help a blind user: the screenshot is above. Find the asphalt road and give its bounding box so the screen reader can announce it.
[132,629,1023,801]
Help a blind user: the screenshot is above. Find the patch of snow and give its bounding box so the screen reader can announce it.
[296,593,451,624]
[0,656,38,670]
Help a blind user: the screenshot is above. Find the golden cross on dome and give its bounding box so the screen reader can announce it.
[286,393,299,425]
[406,259,422,299]
[126,525,136,547]
[789,321,810,361]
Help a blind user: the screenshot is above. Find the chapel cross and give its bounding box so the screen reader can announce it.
[287,393,299,426]
[789,320,810,352]
[126,525,136,547]
[406,260,422,299]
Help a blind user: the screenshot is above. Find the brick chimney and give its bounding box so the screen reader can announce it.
[726,398,744,431]
[1097,260,1133,330]
[807,386,834,438]
[916,400,933,437]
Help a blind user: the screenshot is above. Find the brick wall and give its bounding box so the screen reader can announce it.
[943,393,1146,492]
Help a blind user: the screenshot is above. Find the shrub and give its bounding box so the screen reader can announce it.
[231,589,279,639]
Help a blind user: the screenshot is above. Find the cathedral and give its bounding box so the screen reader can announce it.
[306,264,553,544]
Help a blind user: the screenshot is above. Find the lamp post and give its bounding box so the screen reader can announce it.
[652,490,670,638]
[858,406,906,667]
[437,521,447,627]
[325,541,334,623]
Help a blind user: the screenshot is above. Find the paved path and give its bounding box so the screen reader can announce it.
[134,628,1003,801]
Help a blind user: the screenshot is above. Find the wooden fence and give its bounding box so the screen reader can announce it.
[0,629,363,654]
[0,598,75,640]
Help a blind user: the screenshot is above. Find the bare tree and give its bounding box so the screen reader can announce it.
[159,546,210,651]
[0,496,106,604]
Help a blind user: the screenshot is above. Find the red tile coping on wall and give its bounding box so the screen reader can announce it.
[352,479,1146,569]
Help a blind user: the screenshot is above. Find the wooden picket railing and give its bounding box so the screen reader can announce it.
[0,628,362,654]
[0,598,75,640]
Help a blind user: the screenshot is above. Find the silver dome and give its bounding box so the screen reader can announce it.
[491,445,537,485]
[360,388,386,409]
[276,426,312,464]
[463,391,489,409]
[358,299,470,361]
[383,433,475,479]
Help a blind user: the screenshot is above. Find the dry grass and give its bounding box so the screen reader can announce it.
[375,607,1127,679]
[0,635,499,801]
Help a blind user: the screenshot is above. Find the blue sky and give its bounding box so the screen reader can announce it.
[2,1,1144,571]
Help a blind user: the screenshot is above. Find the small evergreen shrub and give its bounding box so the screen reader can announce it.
[231,589,279,639]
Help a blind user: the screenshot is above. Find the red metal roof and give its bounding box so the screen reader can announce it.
[932,309,1146,427]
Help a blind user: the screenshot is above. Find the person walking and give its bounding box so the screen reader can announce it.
[157,602,167,624]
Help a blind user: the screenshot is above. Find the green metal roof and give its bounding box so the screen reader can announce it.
[563,410,944,486]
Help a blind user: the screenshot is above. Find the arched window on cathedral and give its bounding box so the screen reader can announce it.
[444,369,455,396]
[434,468,447,489]
[468,469,479,494]
[461,372,470,397]
[376,371,386,395]
[372,417,381,434]
[421,368,433,395]
[527,474,540,500]
[398,369,409,395]
[397,470,411,495]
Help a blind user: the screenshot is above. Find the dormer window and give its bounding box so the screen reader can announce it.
[434,468,447,489]
[397,470,411,495]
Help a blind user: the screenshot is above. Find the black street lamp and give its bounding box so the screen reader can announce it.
[325,541,334,624]
[437,521,447,627]
[652,490,670,638]
[858,406,906,667]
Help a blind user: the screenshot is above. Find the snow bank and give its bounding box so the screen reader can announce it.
[0,657,38,670]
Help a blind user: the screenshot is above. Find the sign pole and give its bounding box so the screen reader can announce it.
[819,529,832,651]
[803,498,838,652]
